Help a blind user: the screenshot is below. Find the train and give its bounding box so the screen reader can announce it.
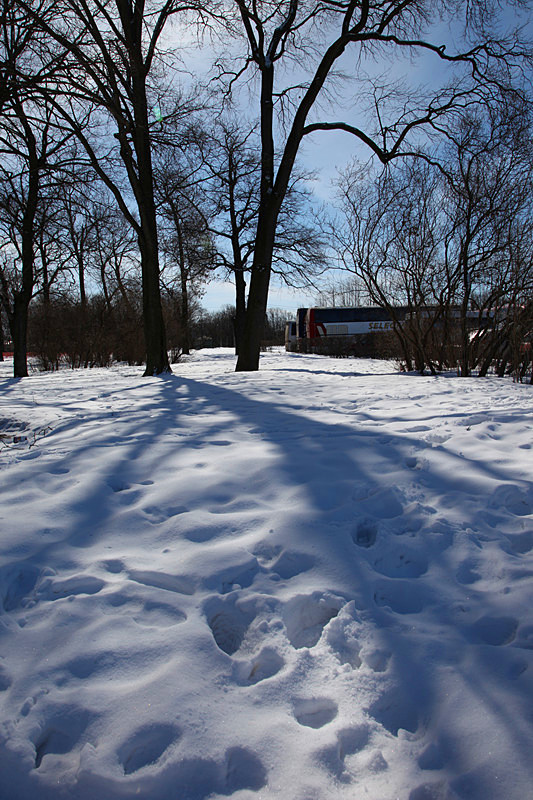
[285,306,409,353]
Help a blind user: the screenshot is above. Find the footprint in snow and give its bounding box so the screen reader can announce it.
[225,746,267,792]
[373,547,428,579]
[490,484,532,517]
[318,724,370,778]
[426,432,451,445]
[101,558,125,574]
[39,574,105,601]
[367,686,420,736]
[373,581,428,615]
[0,664,12,691]
[205,596,256,656]
[418,742,445,771]
[107,479,131,493]
[469,615,518,646]
[183,524,226,543]
[234,646,285,685]
[503,531,533,555]
[352,518,378,548]
[141,505,187,524]
[118,723,181,774]
[47,466,70,475]
[409,780,451,800]
[1,564,41,611]
[33,706,96,768]
[203,556,260,594]
[270,550,315,579]
[455,560,482,585]
[293,697,338,728]
[252,542,283,564]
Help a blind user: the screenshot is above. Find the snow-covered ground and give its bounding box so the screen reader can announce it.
[0,349,532,800]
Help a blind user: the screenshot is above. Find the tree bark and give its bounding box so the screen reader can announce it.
[233,266,246,355]
[235,214,276,370]
[130,60,169,375]
[235,62,278,371]
[11,110,39,378]
[228,155,247,355]
[10,293,30,377]
[175,216,190,355]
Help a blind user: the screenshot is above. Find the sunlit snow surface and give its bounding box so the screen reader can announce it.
[0,349,532,800]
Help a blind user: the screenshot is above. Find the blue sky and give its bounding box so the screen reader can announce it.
[173,4,531,314]
[201,278,316,315]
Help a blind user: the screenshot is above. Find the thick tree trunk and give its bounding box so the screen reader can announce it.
[138,227,169,374]
[120,4,169,376]
[235,63,277,372]
[227,152,246,355]
[10,107,39,378]
[10,294,30,378]
[233,268,246,355]
[235,268,270,371]
[459,308,471,376]
[175,217,190,356]
[135,136,169,374]
[235,210,277,371]
[180,271,190,356]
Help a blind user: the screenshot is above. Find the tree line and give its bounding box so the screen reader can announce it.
[333,106,533,379]
[1,0,532,377]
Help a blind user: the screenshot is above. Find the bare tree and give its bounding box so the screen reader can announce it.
[18,0,217,374]
[0,89,74,376]
[335,158,447,372]
[86,207,140,314]
[55,178,101,307]
[212,0,531,371]
[0,0,66,112]
[204,117,328,353]
[157,186,216,356]
[335,106,533,375]
[314,276,365,308]
[439,110,533,375]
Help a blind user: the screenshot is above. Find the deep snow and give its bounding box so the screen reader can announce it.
[0,349,532,800]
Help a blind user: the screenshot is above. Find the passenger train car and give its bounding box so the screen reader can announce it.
[286,306,408,353]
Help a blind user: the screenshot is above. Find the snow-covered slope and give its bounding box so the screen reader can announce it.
[0,350,532,800]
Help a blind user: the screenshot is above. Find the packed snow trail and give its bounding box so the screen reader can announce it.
[0,350,532,800]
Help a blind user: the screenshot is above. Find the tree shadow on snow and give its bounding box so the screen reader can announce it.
[1,367,532,799]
